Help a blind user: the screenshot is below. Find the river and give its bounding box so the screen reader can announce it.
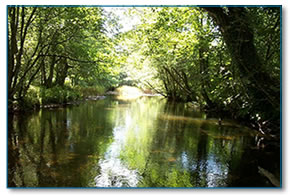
[8,95,280,187]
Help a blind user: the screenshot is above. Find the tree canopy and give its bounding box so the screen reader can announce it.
[8,6,281,135]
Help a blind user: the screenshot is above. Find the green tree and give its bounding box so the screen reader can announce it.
[204,7,280,126]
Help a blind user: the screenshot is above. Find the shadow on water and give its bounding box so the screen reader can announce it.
[8,96,279,187]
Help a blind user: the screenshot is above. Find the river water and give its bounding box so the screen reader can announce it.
[8,96,280,187]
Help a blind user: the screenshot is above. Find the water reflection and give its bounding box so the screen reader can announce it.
[8,99,115,187]
[95,97,165,187]
[8,96,279,187]
[95,125,140,187]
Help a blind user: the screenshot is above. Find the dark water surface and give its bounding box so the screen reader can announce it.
[8,96,279,187]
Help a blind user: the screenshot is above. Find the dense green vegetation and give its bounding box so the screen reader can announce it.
[8,6,281,136]
[8,7,121,110]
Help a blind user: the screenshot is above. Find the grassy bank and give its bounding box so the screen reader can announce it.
[10,85,107,112]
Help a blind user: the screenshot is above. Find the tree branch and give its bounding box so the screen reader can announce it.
[39,54,99,64]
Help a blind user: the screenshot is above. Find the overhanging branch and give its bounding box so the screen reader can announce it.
[39,54,99,64]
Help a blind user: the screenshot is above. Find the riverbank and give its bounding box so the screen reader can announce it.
[8,85,159,113]
[8,85,106,113]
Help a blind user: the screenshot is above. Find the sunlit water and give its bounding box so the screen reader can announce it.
[8,96,280,187]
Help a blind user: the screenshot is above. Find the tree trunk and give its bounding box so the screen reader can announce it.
[55,58,69,86]
[199,42,214,109]
[8,7,37,102]
[8,7,19,101]
[46,55,56,88]
[204,7,280,120]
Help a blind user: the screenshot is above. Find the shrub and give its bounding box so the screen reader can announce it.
[75,85,106,98]
[40,85,81,105]
[19,86,41,110]
[14,84,104,110]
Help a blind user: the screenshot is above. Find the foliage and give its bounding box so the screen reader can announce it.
[118,7,280,134]
[8,6,281,134]
[8,6,121,109]
[40,85,81,105]
[76,85,106,98]
[19,86,41,110]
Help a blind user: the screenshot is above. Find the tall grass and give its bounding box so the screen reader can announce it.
[76,85,106,98]
[15,84,107,111]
